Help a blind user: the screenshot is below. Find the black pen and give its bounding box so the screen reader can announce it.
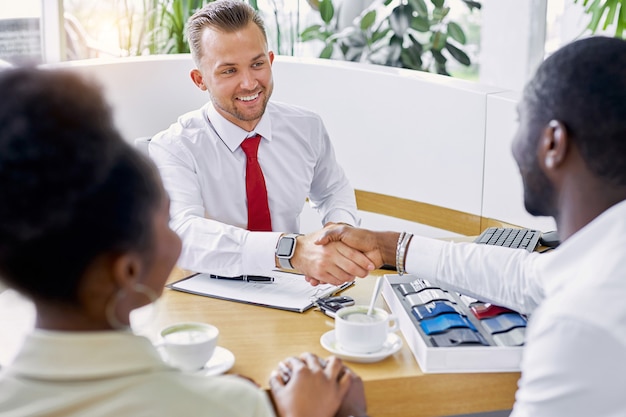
[209,274,274,283]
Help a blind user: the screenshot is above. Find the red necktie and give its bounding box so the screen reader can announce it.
[241,135,272,231]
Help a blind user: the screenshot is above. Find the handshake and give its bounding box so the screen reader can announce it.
[285,224,409,287]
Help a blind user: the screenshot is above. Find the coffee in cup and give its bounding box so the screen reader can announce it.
[160,322,219,371]
[335,305,398,354]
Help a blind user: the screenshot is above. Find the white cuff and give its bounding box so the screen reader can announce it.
[404,235,447,279]
[241,231,283,274]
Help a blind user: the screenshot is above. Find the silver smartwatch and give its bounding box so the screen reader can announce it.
[276,233,301,270]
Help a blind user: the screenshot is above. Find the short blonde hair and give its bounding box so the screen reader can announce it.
[187,0,267,66]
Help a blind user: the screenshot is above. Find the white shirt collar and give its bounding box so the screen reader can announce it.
[205,102,273,152]
[538,199,626,296]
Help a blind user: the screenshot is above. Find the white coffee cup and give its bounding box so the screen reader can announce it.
[335,305,399,354]
[159,322,219,371]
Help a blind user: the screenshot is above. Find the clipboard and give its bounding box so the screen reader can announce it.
[166,270,355,313]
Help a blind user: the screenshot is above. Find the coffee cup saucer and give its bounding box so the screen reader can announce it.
[320,330,403,363]
[157,345,235,376]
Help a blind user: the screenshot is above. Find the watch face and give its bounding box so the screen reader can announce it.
[277,236,296,257]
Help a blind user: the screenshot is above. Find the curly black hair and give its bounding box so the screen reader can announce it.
[0,67,160,304]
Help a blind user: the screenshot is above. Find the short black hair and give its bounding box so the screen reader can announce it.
[0,67,160,304]
[523,36,626,186]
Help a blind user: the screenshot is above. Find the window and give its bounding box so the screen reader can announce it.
[0,1,42,65]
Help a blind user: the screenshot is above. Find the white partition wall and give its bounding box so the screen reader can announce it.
[50,54,550,234]
[482,91,556,232]
[56,55,207,141]
[271,57,504,222]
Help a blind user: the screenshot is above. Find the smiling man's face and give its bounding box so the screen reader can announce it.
[193,22,274,131]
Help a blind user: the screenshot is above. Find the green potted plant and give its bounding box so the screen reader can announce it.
[300,0,481,75]
[142,0,301,56]
[574,0,626,38]
[144,0,216,54]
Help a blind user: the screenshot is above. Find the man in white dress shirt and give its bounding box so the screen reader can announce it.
[148,0,374,283]
[316,36,626,416]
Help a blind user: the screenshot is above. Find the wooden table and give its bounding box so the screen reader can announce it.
[139,268,520,417]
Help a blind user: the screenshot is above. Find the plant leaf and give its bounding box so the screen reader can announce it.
[433,6,450,21]
[344,45,364,61]
[587,0,608,33]
[435,60,450,75]
[409,0,429,16]
[360,10,377,31]
[320,43,334,59]
[389,5,411,36]
[401,46,423,70]
[304,23,323,33]
[431,0,445,8]
[430,31,447,50]
[385,40,402,65]
[603,0,618,30]
[371,28,392,43]
[340,28,367,48]
[408,33,424,55]
[445,41,471,65]
[411,15,431,32]
[447,21,466,44]
[300,25,323,41]
[617,1,626,37]
[390,34,403,47]
[461,0,482,10]
[431,49,447,64]
[319,0,335,24]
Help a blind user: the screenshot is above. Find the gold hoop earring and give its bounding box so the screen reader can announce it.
[105,283,159,331]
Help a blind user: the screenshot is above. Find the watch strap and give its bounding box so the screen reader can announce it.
[277,256,294,270]
[276,233,302,270]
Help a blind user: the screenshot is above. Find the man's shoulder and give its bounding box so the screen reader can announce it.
[267,100,322,120]
[152,105,208,144]
[540,249,626,336]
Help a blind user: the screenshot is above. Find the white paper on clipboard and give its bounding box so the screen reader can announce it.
[167,271,354,312]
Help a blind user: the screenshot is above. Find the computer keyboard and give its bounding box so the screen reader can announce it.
[474,227,541,252]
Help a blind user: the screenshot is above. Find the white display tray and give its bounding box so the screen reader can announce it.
[382,274,523,373]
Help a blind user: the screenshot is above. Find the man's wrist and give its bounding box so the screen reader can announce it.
[275,233,302,270]
[395,232,413,276]
[380,231,402,266]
